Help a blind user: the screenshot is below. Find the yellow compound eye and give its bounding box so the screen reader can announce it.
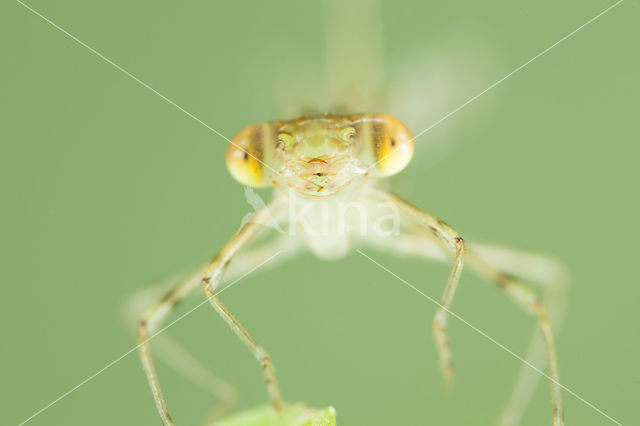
[350,114,414,176]
[226,123,278,187]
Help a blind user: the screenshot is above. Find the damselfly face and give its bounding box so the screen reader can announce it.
[226,113,414,197]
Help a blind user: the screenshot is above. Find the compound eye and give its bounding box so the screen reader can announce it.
[226,123,276,187]
[350,114,414,176]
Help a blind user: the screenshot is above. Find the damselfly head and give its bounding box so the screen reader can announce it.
[226,113,414,196]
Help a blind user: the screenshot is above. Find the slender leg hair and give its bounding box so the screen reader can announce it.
[465,250,565,426]
[369,188,566,425]
[136,198,291,425]
[378,189,466,389]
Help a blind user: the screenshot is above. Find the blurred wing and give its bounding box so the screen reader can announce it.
[322,0,385,113]
[272,0,385,118]
[268,0,501,175]
[386,37,501,170]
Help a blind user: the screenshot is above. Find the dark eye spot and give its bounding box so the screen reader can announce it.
[390,138,396,147]
[243,151,249,160]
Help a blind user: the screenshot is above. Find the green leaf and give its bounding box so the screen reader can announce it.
[211,403,336,426]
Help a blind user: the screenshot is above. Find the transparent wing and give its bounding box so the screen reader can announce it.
[266,1,502,173]
[386,35,501,169]
[322,0,385,113]
[271,0,385,118]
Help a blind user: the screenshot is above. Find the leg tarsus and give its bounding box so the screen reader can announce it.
[472,256,565,426]
[432,237,466,389]
[202,282,285,412]
[432,315,454,390]
[259,355,284,412]
[377,190,467,391]
[138,319,175,426]
[366,189,565,425]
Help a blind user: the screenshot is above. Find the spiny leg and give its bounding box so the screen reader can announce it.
[128,239,297,422]
[152,334,236,423]
[201,285,283,411]
[198,200,288,413]
[134,202,294,424]
[364,202,567,425]
[465,251,565,426]
[137,267,204,426]
[377,189,466,388]
[470,244,569,426]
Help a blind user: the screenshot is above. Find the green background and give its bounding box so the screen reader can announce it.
[1,1,638,425]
